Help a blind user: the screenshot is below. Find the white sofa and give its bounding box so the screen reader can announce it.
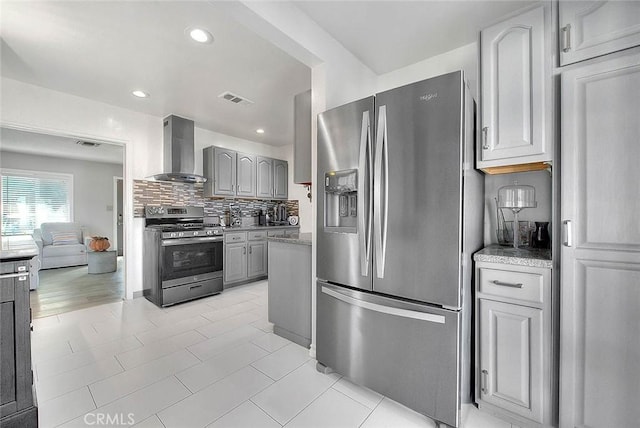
[32,222,88,270]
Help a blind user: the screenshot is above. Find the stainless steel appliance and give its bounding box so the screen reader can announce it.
[143,206,223,307]
[316,71,484,428]
[150,115,207,183]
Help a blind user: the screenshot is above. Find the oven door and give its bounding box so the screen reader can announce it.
[161,236,223,287]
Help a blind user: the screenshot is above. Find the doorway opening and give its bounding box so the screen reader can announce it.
[0,126,127,318]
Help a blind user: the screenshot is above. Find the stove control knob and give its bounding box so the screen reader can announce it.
[193,231,200,236]
[178,232,184,237]
[170,232,177,238]
[207,230,213,235]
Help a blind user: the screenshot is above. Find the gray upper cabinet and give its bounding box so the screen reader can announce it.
[273,159,288,199]
[236,153,256,198]
[559,1,640,66]
[204,147,287,200]
[478,5,552,171]
[204,146,236,197]
[256,156,274,198]
[294,89,312,184]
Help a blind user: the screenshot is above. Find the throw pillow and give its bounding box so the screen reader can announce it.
[51,231,79,246]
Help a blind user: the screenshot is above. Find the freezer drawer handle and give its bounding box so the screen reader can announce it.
[563,220,573,247]
[491,280,523,289]
[481,369,488,394]
[321,286,445,324]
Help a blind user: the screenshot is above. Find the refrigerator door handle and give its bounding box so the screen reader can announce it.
[358,110,373,276]
[321,285,445,324]
[374,105,388,279]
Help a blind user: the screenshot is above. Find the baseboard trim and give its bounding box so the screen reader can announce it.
[133,290,144,299]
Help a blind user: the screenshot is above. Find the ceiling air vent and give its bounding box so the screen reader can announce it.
[76,141,101,148]
[218,91,254,106]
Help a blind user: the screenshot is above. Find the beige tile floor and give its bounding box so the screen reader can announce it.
[31,280,516,428]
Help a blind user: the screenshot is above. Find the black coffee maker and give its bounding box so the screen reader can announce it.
[531,222,551,249]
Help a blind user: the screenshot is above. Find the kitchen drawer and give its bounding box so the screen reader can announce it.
[247,231,267,241]
[224,232,246,243]
[478,267,546,305]
[0,261,28,274]
[162,277,223,306]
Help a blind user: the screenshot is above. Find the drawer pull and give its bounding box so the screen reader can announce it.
[17,265,27,272]
[189,284,203,290]
[491,280,523,288]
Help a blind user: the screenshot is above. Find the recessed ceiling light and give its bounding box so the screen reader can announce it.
[132,90,149,98]
[187,27,213,44]
[256,129,265,134]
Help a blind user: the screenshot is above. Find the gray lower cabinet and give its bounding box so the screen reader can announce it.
[268,240,311,347]
[247,241,267,278]
[224,241,247,284]
[0,259,37,428]
[475,261,554,427]
[224,230,270,286]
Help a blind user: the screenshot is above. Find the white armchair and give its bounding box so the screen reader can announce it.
[32,222,88,269]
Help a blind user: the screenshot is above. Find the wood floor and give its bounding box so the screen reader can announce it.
[30,257,124,318]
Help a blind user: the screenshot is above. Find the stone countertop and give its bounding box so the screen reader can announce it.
[266,233,312,246]
[474,244,552,269]
[0,235,39,261]
[223,225,300,232]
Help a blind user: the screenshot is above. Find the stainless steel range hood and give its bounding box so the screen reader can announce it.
[150,115,207,183]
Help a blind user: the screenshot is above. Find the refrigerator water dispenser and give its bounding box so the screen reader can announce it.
[324,169,358,233]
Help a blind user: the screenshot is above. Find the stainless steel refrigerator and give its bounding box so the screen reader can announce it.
[316,71,484,427]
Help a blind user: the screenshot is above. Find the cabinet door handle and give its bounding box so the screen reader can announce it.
[563,219,573,247]
[491,280,523,288]
[243,247,246,255]
[561,24,572,53]
[482,127,489,150]
[249,246,252,254]
[481,369,488,394]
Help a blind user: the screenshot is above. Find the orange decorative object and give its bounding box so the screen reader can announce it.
[89,236,111,252]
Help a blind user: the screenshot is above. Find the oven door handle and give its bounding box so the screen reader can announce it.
[162,237,223,246]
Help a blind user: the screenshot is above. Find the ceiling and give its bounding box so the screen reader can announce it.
[0,1,311,147]
[0,1,537,150]
[295,0,538,75]
[1,127,124,165]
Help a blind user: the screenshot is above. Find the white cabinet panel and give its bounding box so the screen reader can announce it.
[479,299,543,423]
[224,242,246,284]
[256,157,273,199]
[560,1,640,66]
[479,5,551,169]
[273,159,288,200]
[561,49,640,428]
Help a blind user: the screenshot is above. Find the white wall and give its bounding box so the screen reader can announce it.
[0,151,123,239]
[0,77,312,297]
[377,42,479,99]
[1,77,161,299]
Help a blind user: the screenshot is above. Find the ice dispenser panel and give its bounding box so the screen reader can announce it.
[324,169,358,233]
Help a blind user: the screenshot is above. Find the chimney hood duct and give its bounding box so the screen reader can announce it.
[150,115,207,184]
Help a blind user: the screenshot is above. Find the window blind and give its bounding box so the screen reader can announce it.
[1,169,73,236]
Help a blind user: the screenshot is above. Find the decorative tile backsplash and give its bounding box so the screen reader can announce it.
[133,179,299,219]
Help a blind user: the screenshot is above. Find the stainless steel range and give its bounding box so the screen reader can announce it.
[143,206,223,307]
